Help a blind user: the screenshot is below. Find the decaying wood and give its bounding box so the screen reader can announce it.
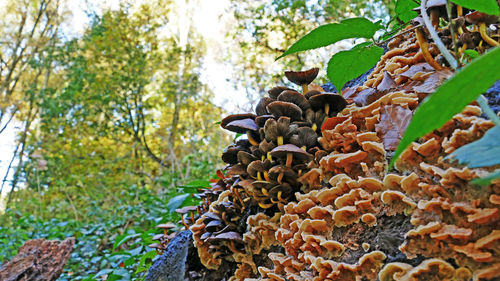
[0,237,75,281]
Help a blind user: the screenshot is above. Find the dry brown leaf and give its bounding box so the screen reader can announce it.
[413,69,453,94]
[377,71,396,92]
[399,62,434,78]
[375,105,413,150]
[353,88,388,107]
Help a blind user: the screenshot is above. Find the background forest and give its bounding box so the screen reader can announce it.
[0,0,394,279]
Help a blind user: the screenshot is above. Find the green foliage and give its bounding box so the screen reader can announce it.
[395,0,419,22]
[327,43,384,92]
[276,18,382,60]
[451,0,500,15]
[0,182,205,280]
[391,46,500,168]
[446,125,500,168]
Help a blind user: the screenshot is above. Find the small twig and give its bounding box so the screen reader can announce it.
[420,0,458,69]
[445,1,460,64]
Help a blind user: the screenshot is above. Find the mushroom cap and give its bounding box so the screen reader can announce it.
[284,67,319,85]
[269,165,298,180]
[304,90,322,99]
[148,243,164,249]
[237,150,258,166]
[200,231,212,240]
[465,11,499,25]
[255,97,275,116]
[152,233,164,241]
[266,101,303,121]
[206,219,224,230]
[264,116,298,142]
[227,164,247,177]
[247,160,266,177]
[268,86,295,99]
[255,114,274,127]
[290,127,318,149]
[308,93,348,112]
[277,90,311,111]
[207,231,243,243]
[224,118,259,134]
[222,142,249,164]
[270,144,313,163]
[259,139,277,153]
[156,222,177,229]
[220,113,256,128]
[203,212,222,222]
[175,206,198,214]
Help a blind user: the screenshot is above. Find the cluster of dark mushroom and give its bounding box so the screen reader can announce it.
[189,67,349,269]
[220,67,348,211]
[411,0,499,69]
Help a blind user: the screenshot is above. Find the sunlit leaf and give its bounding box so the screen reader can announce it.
[395,0,419,22]
[166,193,190,213]
[113,233,141,250]
[451,0,499,15]
[447,125,500,168]
[277,18,382,60]
[327,43,384,92]
[391,46,500,169]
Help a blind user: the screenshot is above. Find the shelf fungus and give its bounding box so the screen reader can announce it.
[179,5,500,279]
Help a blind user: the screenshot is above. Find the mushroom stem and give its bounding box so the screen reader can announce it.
[267,152,272,161]
[415,27,444,70]
[301,146,306,151]
[285,152,293,167]
[261,188,268,195]
[312,123,317,132]
[479,23,499,47]
[233,187,245,208]
[257,172,262,181]
[430,9,440,28]
[189,211,195,223]
[277,136,284,146]
[226,241,243,253]
[302,84,308,94]
[246,131,259,146]
[181,216,188,230]
[459,43,467,57]
[258,202,273,209]
[263,171,270,181]
[325,104,330,116]
[457,5,463,17]
[298,169,302,177]
[277,172,284,184]
[277,191,287,203]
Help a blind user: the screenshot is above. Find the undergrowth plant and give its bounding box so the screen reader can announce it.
[278,0,500,183]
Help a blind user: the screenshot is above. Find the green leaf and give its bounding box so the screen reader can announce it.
[447,125,500,168]
[166,193,190,213]
[463,49,479,59]
[472,169,500,185]
[391,46,500,168]
[451,0,499,16]
[94,269,113,278]
[113,233,141,250]
[327,43,384,92]
[277,18,382,60]
[395,0,419,22]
